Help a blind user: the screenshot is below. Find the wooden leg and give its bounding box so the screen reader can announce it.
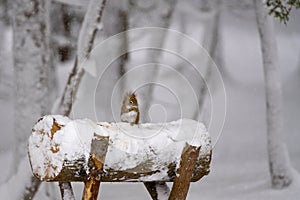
[82,135,109,200]
[169,145,201,200]
[82,179,101,200]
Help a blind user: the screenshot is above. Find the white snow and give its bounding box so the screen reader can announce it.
[101,119,210,174]
[1,2,300,200]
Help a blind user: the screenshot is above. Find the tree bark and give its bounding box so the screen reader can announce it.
[254,0,293,189]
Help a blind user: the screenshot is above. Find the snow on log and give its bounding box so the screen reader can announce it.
[28,115,212,182]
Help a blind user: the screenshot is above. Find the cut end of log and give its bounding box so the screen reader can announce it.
[28,115,71,181]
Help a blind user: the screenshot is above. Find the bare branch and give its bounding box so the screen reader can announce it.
[53,0,106,116]
[53,0,89,7]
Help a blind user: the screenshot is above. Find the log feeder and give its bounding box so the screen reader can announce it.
[28,115,212,199]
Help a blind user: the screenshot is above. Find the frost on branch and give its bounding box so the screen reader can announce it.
[28,115,212,182]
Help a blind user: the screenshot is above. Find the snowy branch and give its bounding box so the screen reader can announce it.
[28,115,212,183]
[53,0,106,116]
[54,0,89,7]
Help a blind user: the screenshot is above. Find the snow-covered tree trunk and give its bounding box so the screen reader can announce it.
[12,0,51,199]
[254,0,293,189]
[177,11,187,54]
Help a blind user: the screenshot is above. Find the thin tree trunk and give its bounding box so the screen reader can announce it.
[102,0,129,98]
[193,0,221,121]
[141,0,177,123]
[118,10,129,96]
[177,12,187,54]
[254,0,293,189]
[13,0,51,162]
[22,176,42,200]
[12,0,51,199]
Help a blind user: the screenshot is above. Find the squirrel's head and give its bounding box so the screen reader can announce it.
[122,92,138,110]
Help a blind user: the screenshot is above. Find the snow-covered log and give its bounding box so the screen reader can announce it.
[28,115,212,183]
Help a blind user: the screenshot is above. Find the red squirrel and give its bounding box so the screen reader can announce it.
[120,92,140,125]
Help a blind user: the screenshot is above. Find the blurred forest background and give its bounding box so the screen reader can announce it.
[0,0,300,199]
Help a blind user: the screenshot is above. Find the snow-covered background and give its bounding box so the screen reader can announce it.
[0,0,300,199]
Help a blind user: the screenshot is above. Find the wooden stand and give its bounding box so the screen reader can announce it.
[28,116,212,200]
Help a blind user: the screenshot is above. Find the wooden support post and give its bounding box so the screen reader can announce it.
[82,179,100,200]
[169,144,201,200]
[82,134,109,200]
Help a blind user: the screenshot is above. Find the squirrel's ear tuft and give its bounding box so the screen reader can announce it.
[128,90,136,97]
[132,89,138,97]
